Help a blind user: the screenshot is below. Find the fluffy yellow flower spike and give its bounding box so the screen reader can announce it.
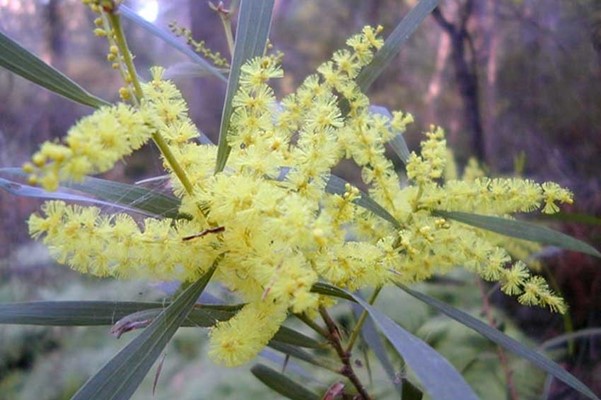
[24,104,152,191]
[26,26,573,366]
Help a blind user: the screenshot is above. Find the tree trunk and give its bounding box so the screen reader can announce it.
[481,0,499,168]
[432,1,486,162]
[424,30,450,126]
[189,1,229,141]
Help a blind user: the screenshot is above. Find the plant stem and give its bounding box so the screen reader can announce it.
[295,312,329,338]
[319,307,372,400]
[106,9,195,197]
[477,279,519,400]
[108,12,143,102]
[345,286,382,353]
[151,132,195,195]
[219,12,235,58]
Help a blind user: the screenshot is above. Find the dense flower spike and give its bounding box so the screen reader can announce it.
[23,104,152,191]
[26,26,572,365]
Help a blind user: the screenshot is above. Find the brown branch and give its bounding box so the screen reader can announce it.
[319,307,372,400]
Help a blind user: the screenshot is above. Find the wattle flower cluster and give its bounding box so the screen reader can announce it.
[25,26,573,366]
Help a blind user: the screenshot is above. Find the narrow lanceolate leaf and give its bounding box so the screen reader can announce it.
[389,133,412,164]
[251,364,320,400]
[436,211,601,258]
[272,326,322,349]
[0,301,171,326]
[0,176,147,215]
[369,105,411,163]
[346,290,479,400]
[215,0,275,173]
[71,264,217,400]
[356,0,441,91]
[310,282,355,302]
[0,300,320,348]
[398,284,600,400]
[326,174,400,229]
[354,305,403,396]
[119,6,227,83]
[0,168,182,219]
[164,62,229,81]
[65,176,182,219]
[266,341,330,370]
[0,30,109,108]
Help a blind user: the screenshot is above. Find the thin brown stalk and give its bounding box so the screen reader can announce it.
[319,307,372,400]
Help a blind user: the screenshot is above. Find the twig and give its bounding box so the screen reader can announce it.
[319,307,372,400]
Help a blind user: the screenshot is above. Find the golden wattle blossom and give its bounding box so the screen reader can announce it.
[25,25,572,366]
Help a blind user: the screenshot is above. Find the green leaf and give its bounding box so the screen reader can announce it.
[119,6,227,83]
[356,0,441,91]
[346,290,479,400]
[540,328,601,351]
[0,301,169,326]
[0,168,183,219]
[251,364,320,400]
[65,176,182,219]
[0,299,321,350]
[310,282,355,302]
[398,284,600,400]
[0,30,109,108]
[436,211,601,258]
[266,341,330,370]
[215,0,275,173]
[71,264,217,400]
[389,133,412,164]
[272,326,322,349]
[325,174,400,228]
[356,307,404,396]
[370,105,411,163]
[164,62,229,81]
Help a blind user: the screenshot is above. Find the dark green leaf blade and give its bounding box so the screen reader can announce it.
[266,341,328,369]
[355,306,403,396]
[0,301,167,326]
[65,176,182,219]
[436,211,601,258]
[0,168,182,219]
[370,105,411,163]
[310,282,355,302]
[251,364,320,400]
[0,300,321,349]
[71,264,217,400]
[215,0,275,173]
[347,290,479,400]
[272,326,322,349]
[119,6,227,83]
[0,30,109,108]
[398,284,600,400]
[356,0,441,91]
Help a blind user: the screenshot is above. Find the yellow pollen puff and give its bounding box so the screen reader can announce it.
[119,87,131,100]
[22,162,35,174]
[27,175,38,185]
[32,153,46,167]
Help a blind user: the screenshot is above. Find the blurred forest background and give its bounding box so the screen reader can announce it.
[1,0,601,399]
